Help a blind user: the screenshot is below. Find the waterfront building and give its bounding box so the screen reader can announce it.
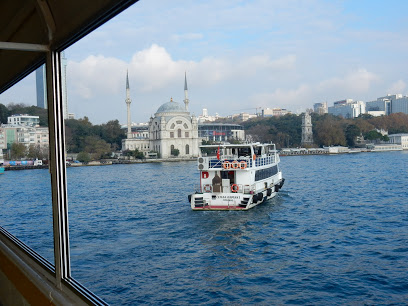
[328,99,365,118]
[301,111,314,145]
[387,133,408,150]
[7,114,40,126]
[313,102,328,115]
[198,123,245,142]
[122,73,199,158]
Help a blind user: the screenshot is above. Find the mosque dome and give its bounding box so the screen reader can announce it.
[155,98,188,115]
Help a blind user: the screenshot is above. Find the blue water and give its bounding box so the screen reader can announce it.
[1,151,408,304]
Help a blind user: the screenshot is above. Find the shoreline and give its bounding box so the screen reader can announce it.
[3,149,405,171]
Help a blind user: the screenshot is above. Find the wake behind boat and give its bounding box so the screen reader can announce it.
[189,142,284,210]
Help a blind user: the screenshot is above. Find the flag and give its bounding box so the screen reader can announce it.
[217,146,220,160]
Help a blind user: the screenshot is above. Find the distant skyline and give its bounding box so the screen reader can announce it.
[1,0,407,124]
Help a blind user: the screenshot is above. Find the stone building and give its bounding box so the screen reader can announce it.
[301,111,313,145]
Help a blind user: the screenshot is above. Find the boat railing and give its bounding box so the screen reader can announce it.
[254,155,277,167]
[202,153,277,169]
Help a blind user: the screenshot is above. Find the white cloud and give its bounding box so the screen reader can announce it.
[68,44,297,99]
[317,69,379,95]
[68,55,126,99]
[387,80,406,94]
[250,85,311,110]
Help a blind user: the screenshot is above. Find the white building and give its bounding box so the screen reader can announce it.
[262,108,291,117]
[328,99,365,118]
[313,102,328,115]
[365,95,393,115]
[387,133,408,150]
[7,114,40,126]
[392,96,408,114]
[197,108,220,123]
[122,73,199,158]
[0,124,49,150]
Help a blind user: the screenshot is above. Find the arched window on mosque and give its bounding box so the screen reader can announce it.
[178,129,182,138]
[170,132,174,138]
[185,132,189,138]
[186,144,189,155]
[170,123,175,129]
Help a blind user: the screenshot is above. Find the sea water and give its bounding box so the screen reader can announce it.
[1,151,407,304]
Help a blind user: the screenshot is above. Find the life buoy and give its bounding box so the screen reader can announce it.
[222,161,230,169]
[231,184,239,193]
[239,161,247,169]
[253,154,256,160]
[231,160,239,169]
[203,184,212,192]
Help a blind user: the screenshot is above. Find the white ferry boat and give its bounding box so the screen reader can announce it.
[189,142,284,210]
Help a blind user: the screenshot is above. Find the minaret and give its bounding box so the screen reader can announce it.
[126,71,132,139]
[183,72,189,111]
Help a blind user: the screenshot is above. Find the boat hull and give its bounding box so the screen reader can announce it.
[189,180,284,210]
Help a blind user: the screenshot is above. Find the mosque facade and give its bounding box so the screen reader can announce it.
[122,73,199,159]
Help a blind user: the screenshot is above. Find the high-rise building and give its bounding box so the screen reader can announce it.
[313,102,328,115]
[61,51,68,119]
[328,99,365,118]
[35,51,68,119]
[36,65,47,109]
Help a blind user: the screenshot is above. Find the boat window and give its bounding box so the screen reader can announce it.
[238,147,251,157]
[255,165,278,181]
[0,72,54,265]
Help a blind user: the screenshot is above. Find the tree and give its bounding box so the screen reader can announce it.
[0,103,10,124]
[314,115,346,146]
[364,130,383,141]
[96,120,125,150]
[6,103,48,126]
[27,144,48,160]
[345,124,360,147]
[77,151,91,163]
[83,135,110,160]
[10,143,27,159]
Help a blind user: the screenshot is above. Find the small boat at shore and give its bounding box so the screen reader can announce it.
[189,142,284,210]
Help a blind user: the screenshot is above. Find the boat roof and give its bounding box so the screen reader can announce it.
[0,0,138,94]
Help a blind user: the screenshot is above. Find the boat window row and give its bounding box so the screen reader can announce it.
[255,165,278,181]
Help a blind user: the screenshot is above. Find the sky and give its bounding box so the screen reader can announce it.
[1,0,408,124]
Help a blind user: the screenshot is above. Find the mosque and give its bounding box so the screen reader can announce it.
[121,72,200,158]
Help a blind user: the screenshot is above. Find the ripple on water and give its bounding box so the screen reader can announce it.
[1,154,408,304]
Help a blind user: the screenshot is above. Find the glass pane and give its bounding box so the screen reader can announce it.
[0,70,54,264]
